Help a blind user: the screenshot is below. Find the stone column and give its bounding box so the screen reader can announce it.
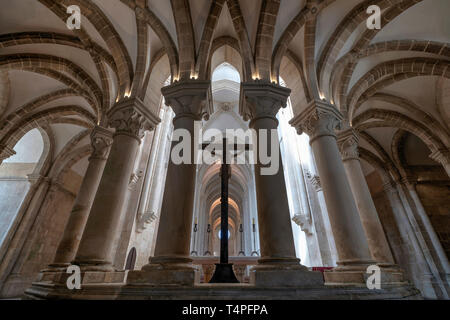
[307,172,338,267]
[240,81,323,287]
[401,179,450,278]
[382,180,441,298]
[73,98,159,272]
[290,100,374,284]
[430,149,450,178]
[48,126,113,270]
[337,129,395,266]
[127,80,211,286]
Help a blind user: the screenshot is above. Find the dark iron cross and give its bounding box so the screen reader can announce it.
[201,138,250,283]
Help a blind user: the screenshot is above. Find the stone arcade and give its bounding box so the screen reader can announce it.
[0,0,449,300]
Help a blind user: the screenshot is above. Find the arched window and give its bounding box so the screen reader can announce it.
[0,129,45,246]
[212,63,241,83]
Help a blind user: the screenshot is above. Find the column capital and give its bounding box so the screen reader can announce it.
[161,79,212,120]
[26,173,48,186]
[400,176,417,188]
[382,180,398,194]
[292,213,313,236]
[240,80,291,123]
[0,145,16,162]
[305,170,322,192]
[337,128,360,162]
[136,211,157,233]
[90,126,113,160]
[128,171,143,190]
[429,148,450,165]
[289,99,343,143]
[108,97,160,141]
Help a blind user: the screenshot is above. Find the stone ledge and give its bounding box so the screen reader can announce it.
[35,271,127,285]
[250,267,324,287]
[324,268,406,286]
[126,268,200,286]
[24,282,422,300]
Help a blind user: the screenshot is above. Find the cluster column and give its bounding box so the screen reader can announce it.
[337,129,396,267]
[290,100,374,284]
[47,126,113,270]
[240,81,323,287]
[73,98,159,271]
[127,80,211,286]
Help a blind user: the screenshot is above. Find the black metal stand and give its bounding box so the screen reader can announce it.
[251,220,259,256]
[238,223,245,256]
[190,221,198,256]
[209,263,239,283]
[207,138,239,283]
[204,223,211,256]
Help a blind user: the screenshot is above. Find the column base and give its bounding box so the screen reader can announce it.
[250,258,324,287]
[42,263,71,272]
[35,270,126,285]
[71,259,115,272]
[127,256,200,286]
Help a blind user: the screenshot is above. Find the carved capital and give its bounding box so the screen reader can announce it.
[337,128,360,162]
[128,170,143,190]
[382,181,397,194]
[136,211,157,233]
[292,213,313,236]
[108,97,160,141]
[0,145,16,162]
[429,148,450,165]
[306,171,322,192]
[161,80,212,120]
[240,80,291,125]
[90,126,113,160]
[289,100,343,144]
[26,173,46,186]
[401,176,417,189]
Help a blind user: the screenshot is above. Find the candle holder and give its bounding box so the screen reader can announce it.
[190,218,198,256]
[251,218,259,256]
[204,223,212,256]
[238,223,245,256]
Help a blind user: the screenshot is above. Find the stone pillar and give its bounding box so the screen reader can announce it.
[430,149,450,177]
[127,80,211,286]
[307,172,338,267]
[240,81,323,287]
[337,129,395,266]
[382,180,441,299]
[290,100,374,284]
[73,98,159,272]
[401,179,450,279]
[48,126,113,270]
